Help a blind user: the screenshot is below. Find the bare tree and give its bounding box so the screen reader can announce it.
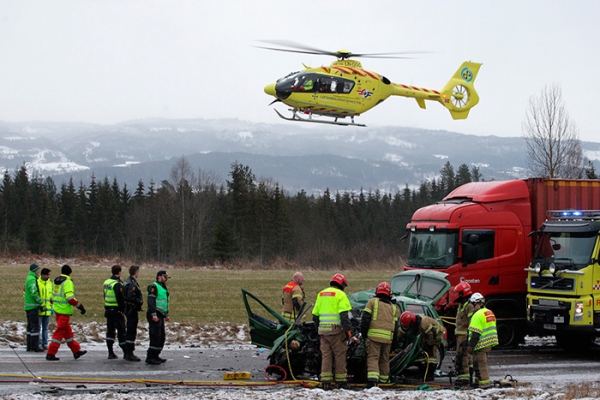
[169,156,196,260]
[522,84,583,178]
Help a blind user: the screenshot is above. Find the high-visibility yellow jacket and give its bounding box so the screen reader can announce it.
[468,307,499,351]
[52,275,78,315]
[312,286,352,335]
[37,276,53,316]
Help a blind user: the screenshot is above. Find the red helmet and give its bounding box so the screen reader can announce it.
[330,273,348,288]
[453,281,473,299]
[375,282,391,297]
[400,311,417,327]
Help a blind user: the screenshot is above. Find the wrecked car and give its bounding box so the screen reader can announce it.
[242,270,450,382]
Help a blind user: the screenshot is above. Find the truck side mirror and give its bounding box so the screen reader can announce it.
[461,243,478,266]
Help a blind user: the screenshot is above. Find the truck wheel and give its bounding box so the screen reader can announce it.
[496,319,516,348]
[494,315,525,349]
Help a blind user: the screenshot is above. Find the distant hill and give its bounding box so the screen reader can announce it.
[1,118,598,194]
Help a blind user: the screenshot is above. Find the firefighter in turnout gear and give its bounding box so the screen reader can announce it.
[46,265,87,361]
[453,281,475,386]
[37,268,53,350]
[281,272,305,321]
[360,282,400,388]
[24,263,43,352]
[146,270,170,365]
[312,273,359,390]
[467,292,498,389]
[123,265,143,361]
[103,265,126,359]
[398,311,444,381]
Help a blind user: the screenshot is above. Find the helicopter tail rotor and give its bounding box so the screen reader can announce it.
[439,61,482,120]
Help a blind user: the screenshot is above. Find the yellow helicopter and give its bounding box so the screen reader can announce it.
[258,41,482,127]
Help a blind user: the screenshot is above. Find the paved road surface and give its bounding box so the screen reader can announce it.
[1,343,600,395]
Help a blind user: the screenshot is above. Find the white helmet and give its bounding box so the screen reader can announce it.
[469,292,485,304]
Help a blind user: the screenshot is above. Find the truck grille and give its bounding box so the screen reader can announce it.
[530,276,575,291]
[530,305,569,324]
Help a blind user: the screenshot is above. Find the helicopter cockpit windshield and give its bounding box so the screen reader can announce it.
[275,72,355,96]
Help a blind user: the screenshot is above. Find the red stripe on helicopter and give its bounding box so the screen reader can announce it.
[346,67,365,77]
[320,66,330,73]
[362,70,379,79]
[332,66,353,75]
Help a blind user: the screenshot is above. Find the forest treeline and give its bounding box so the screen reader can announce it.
[1,158,482,267]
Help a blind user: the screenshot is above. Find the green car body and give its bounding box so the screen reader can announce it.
[242,270,450,382]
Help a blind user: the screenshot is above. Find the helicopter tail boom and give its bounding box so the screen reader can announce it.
[390,61,481,119]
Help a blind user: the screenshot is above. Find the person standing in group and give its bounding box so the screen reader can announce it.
[312,273,359,390]
[453,281,475,386]
[24,263,43,352]
[146,270,170,365]
[37,268,53,351]
[46,265,87,361]
[398,311,444,381]
[103,265,126,360]
[281,272,305,321]
[360,281,400,388]
[467,292,498,389]
[123,265,143,362]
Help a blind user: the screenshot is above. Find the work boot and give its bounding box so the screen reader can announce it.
[74,350,87,359]
[338,382,350,390]
[108,352,118,359]
[157,356,167,363]
[46,354,60,361]
[33,346,45,353]
[125,353,141,362]
[365,380,378,389]
[321,382,333,391]
[145,358,162,365]
[455,377,470,388]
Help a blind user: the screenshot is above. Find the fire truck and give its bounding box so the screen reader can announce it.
[404,178,600,348]
[527,209,600,351]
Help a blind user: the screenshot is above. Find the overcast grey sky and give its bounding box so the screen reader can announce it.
[1,1,599,142]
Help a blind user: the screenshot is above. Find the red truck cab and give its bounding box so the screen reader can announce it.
[405,180,532,347]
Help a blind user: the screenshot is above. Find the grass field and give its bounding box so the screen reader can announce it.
[3,263,398,325]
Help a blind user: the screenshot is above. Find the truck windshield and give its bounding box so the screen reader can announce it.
[533,231,597,270]
[407,231,458,268]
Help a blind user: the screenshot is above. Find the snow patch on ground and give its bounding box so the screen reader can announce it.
[0,320,251,349]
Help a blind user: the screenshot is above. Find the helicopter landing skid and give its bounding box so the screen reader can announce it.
[274,109,366,127]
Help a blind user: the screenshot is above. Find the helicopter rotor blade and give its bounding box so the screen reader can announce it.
[255,40,337,56]
[253,45,337,57]
[254,40,431,59]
